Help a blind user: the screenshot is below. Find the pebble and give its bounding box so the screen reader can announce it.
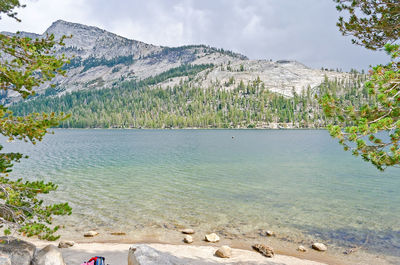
[297,245,307,252]
[181,229,195,235]
[215,246,232,258]
[205,233,220,243]
[312,242,327,252]
[58,241,75,248]
[266,230,275,236]
[183,235,193,244]
[84,231,99,237]
[252,244,274,258]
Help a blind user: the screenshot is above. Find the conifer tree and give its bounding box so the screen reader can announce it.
[0,0,71,240]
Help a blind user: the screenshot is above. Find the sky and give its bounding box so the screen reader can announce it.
[0,0,389,71]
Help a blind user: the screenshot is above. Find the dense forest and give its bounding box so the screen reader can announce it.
[10,64,370,129]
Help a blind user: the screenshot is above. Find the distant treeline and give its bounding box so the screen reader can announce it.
[10,65,370,129]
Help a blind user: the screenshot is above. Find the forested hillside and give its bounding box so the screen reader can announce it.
[10,65,370,129]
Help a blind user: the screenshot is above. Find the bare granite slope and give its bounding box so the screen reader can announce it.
[2,20,349,103]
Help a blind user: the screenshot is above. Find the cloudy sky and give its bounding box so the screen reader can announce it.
[0,0,388,70]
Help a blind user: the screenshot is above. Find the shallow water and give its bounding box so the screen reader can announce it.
[4,129,400,258]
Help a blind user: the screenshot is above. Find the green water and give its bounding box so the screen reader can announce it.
[4,129,400,257]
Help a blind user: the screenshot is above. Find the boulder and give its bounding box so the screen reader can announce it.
[84,231,99,237]
[183,235,193,244]
[297,245,307,252]
[204,233,220,243]
[128,245,185,265]
[58,241,74,248]
[32,245,66,265]
[0,237,36,265]
[215,246,232,258]
[252,244,274,258]
[312,243,327,252]
[181,229,195,235]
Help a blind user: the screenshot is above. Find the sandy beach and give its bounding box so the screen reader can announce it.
[26,229,396,265]
[32,241,327,265]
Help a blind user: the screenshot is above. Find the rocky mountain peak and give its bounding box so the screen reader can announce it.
[45,19,107,37]
[2,20,348,104]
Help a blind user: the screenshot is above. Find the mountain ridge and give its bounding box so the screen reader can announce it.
[2,20,348,104]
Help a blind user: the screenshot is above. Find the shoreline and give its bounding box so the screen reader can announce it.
[30,241,328,265]
[27,237,392,265]
[32,227,395,265]
[50,126,328,130]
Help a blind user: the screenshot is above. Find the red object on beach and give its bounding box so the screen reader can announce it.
[81,256,106,265]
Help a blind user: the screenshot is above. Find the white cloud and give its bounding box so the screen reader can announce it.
[0,0,387,70]
[0,0,90,34]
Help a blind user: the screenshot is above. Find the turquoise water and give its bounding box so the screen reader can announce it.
[4,129,400,257]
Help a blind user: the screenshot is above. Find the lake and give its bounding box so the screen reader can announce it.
[4,129,400,259]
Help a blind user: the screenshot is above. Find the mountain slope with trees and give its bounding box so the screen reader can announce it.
[10,65,368,129]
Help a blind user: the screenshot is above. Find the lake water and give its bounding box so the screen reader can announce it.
[4,129,400,259]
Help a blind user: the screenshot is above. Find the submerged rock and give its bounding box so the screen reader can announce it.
[58,241,74,248]
[205,233,220,243]
[252,244,274,258]
[181,229,195,235]
[215,246,232,258]
[312,243,327,252]
[84,231,99,237]
[183,235,193,244]
[0,237,36,265]
[32,245,66,265]
[297,245,307,252]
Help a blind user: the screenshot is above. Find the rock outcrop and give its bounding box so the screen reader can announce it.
[32,245,66,265]
[0,237,36,265]
[0,237,65,265]
[128,245,185,265]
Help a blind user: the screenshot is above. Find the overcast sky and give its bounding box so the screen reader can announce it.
[0,0,388,71]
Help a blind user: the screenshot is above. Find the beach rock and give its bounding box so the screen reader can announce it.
[181,229,195,235]
[128,245,185,265]
[84,231,99,237]
[58,241,74,248]
[0,237,36,265]
[32,245,66,265]
[266,230,275,237]
[183,235,193,244]
[215,246,232,258]
[205,233,220,243]
[252,244,274,258]
[111,232,126,236]
[312,243,327,252]
[297,245,307,252]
